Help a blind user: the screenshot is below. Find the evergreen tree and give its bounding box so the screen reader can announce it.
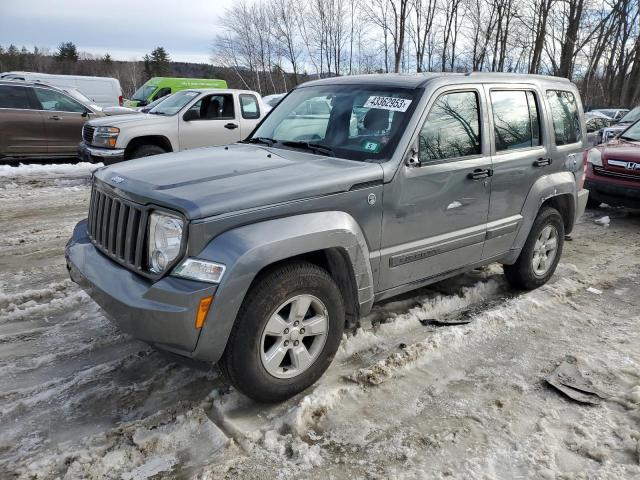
[143,47,171,78]
[55,42,79,62]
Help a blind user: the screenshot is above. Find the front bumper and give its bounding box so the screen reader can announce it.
[65,220,217,358]
[78,141,125,165]
[576,188,589,221]
[585,178,640,208]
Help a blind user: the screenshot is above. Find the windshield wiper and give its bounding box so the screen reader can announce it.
[281,140,335,157]
[148,111,166,115]
[247,137,276,146]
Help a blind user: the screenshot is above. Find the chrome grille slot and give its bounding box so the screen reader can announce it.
[87,184,147,271]
[593,166,640,181]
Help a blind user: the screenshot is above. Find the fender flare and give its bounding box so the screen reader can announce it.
[504,171,577,263]
[191,211,374,362]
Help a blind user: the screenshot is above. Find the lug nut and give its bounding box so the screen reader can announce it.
[284,340,289,346]
[284,328,289,334]
[293,321,299,327]
[293,340,299,346]
[300,328,305,334]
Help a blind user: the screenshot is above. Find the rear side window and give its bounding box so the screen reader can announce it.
[491,90,542,151]
[419,91,481,162]
[546,90,582,145]
[0,85,31,109]
[240,94,260,119]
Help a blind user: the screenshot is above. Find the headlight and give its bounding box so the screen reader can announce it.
[148,212,184,274]
[172,258,226,284]
[93,126,120,148]
[587,148,603,166]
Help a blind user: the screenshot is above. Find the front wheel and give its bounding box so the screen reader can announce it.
[220,261,345,402]
[129,144,166,159]
[503,206,565,290]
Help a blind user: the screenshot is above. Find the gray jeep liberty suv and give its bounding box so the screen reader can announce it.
[66,73,589,402]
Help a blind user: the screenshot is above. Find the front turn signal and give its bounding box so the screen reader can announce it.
[195,296,213,329]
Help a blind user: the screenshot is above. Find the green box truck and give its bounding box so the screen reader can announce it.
[124,77,228,107]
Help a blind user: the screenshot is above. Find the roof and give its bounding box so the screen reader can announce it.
[0,78,64,90]
[302,72,573,89]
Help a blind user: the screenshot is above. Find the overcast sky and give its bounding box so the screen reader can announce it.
[0,0,237,63]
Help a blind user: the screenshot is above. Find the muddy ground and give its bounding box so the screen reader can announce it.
[0,163,639,479]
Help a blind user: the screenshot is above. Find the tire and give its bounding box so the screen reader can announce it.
[129,144,166,159]
[220,261,345,402]
[503,206,565,290]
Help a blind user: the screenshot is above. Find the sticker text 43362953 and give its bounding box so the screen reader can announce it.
[363,96,412,112]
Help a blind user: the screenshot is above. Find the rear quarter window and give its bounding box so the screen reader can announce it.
[546,90,582,145]
[0,85,32,109]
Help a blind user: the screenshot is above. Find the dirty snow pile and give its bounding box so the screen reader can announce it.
[1,164,639,479]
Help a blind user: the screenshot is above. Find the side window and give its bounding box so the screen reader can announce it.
[153,87,171,101]
[240,94,260,119]
[419,91,481,162]
[490,90,542,151]
[0,85,32,109]
[546,90,582,145]
[185,94,235,120]
[34,88,86,113]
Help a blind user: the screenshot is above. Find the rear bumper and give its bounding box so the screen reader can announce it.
[78,141,125,165]
[585,178,640,208]
[65,220,217,358]
[576,188,589,220]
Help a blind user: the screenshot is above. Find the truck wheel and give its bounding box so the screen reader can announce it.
[220,261,345,402]
[503,206,564,290]
[129,144,166,159]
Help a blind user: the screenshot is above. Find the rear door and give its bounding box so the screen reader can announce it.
[178,93,241,149]
[238,93,262,139]
[482,84,550,258]
[33,87,93,156]
[0,84,48,157]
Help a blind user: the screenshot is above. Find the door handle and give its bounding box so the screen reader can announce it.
[224,123,238,130]
[49,115,61,120]
[533,157,552,167]
[467,168,493,180]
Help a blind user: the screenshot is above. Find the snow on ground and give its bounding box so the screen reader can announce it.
[0,163,639,479]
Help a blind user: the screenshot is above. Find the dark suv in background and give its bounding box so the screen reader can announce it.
[0,80,103,162]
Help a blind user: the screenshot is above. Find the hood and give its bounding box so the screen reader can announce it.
[88,112,167,127]
[95,144,384,219]
[601,138,640,160]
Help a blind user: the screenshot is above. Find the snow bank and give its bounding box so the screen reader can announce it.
[0,162,101,178]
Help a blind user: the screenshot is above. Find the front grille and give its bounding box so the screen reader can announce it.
[593,166,640,182]
[87,184,148,271]
[83,125,95,144]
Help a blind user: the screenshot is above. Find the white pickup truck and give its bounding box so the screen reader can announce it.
[78,89,265,164]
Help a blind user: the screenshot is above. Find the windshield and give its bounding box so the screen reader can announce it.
[250,85,419,162]
[148,90,199,116]
[620,107,640,124]
[131,85,158,101]
[620,121,640,142]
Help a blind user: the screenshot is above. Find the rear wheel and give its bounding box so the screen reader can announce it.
[504,206,564,290]
[129,144,166,159]
[220,261,345,402]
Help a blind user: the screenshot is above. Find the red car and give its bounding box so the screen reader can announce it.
[584,120,640,208]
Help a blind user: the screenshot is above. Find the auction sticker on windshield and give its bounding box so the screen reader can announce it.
[364,96,412,112]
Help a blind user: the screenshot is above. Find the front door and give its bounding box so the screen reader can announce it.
[378,88,492,292]
[179,93,241,149]
[33,87,92,156]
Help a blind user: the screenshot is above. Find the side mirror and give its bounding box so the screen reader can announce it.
[182,109,199,122]
[82,109,91,118]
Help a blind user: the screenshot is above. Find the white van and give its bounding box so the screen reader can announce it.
[0,71,123,108]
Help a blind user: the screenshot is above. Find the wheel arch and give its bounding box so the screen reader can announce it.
[191,211,374,363]
[123,135,173,159]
